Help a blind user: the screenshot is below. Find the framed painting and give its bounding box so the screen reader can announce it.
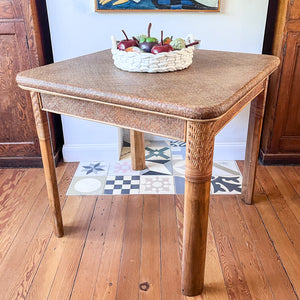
[95,0,220,11]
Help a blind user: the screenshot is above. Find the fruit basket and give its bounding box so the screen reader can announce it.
[111,34,198,73]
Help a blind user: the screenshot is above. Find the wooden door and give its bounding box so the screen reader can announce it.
[289,0,300,20]
[271,31,300,153]
[0,21,40,157]
[0,0,22,19]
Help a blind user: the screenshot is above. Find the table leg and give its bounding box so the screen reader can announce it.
[30,92,64,237]
[182,121,215,296]
[130,130,145,170]
[241,84,268,205]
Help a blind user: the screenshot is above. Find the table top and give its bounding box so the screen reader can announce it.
[17,49,279,120]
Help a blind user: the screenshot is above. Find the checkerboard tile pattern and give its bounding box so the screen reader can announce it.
[104,175,140,195]
[67,140,243,195]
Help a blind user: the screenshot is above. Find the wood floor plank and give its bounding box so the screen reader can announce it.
[238,195,298,300]
[160,195,183,300]
[93,195,128,300]
[0,163,75,300]
[0,168,6,182]
[281,166,300,197]
[210,195,252,299]
[70,195,113,300]
[0,168,25,207]
[139,195,161,300]
[0,168,26,262]
[223,196,274,299]
[0,163,67,299]
[25,196,83,300]
[257,165,300,253]
[0,164,67,263]
[0,169,45,262]
[254,193,300,296]
[23,163,81,300]
[294,166,300,176]
[47,195,97,300]
[268,166,300,200]
[273,166,300,223]
[116,195,143,300]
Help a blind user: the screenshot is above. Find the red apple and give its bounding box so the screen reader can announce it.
[151,31,173,54]
[117,30,138,51]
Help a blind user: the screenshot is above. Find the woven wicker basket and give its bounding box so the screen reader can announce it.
[111,35,198,73]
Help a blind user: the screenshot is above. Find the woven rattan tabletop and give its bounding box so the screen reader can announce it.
[17,49,279,120]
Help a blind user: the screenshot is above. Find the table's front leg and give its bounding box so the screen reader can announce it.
[30,92,64,237]
[182,121,215,296]
[241,82,268,204]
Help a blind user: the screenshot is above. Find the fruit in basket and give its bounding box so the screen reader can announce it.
[170,38,186,50]
[139,23,158,53]
[163,36,173,44]
[136,34,147,42]
[151,31,174,54]
[117,30,138,51]
[125,46,144,53]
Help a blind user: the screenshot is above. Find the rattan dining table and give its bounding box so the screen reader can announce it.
[17,49,279,296]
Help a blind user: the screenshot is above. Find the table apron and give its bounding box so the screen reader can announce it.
[39,93,186,142]
[213,79,267,134]
[38,78,266,144]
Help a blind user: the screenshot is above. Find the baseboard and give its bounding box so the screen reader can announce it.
[62,141,246,162]
[0,148,62,168]
[259,149,300,165]
[62,144,122,162]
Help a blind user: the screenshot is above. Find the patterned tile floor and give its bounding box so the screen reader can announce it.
[67,140,243,196]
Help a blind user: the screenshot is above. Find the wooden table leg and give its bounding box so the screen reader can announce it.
[30,92,64,237]
[241,82,268,204]
[181,121,215,296]
[130,130,145,170]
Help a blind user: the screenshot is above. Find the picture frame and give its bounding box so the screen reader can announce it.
[95,0,220,11]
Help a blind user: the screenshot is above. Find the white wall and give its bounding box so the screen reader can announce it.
[45,0,269,161]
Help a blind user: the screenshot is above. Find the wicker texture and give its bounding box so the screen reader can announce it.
[185,121,215,183]
[40,93,186,141]
[111,35,195,73]
[16,50,280,120]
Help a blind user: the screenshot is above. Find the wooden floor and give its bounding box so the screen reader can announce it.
[0,161,299,299]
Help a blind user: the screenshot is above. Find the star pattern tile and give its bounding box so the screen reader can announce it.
[68,141,243,196]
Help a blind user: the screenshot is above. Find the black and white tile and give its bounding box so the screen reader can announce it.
[67,141,243,195]
[104,175,140,195]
